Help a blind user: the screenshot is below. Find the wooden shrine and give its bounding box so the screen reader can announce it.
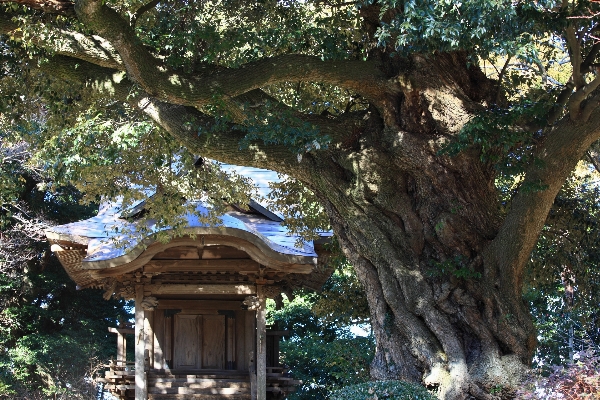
[45,166,332,400]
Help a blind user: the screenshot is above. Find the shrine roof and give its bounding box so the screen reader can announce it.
[45,164,332,272]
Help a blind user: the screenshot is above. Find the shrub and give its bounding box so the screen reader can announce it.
[516,350,600,399]
[330,380,436,400]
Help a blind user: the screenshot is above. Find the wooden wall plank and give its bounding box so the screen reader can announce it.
[227,316,235,369]
[201,245,251,259]
[174,315,199,369]
[164,315,172,368]
[202,315,225,369]
[235,310,246,371]
[151,246,200,259]
[144,259,259,273]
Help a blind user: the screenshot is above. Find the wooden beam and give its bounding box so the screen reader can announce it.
[144,284,255,295]
[108,327,135,335]
[256,286,267,400]
[156,300,242,310]
[134,285,147,400]
[144,259,259,273]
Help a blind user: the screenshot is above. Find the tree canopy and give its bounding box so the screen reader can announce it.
[2,0,600,398]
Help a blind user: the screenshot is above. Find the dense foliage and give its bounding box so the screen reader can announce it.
[269,259,374,400]
[0,143,130,399]
[525,163,600,367]
[330,380,437,400]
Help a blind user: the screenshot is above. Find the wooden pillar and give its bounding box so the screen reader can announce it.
[135,285,147,400]
[117,331,126,366]
[144,310,154,370]
[256,286,267,400]
[249,350,256,400]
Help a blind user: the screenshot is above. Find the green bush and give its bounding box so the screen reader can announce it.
[330,380,437,400]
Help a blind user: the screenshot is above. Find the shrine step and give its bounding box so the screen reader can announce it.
[148,370,251,399]
[148,387,250,395]
[150,380,251,389]
[149,371,249,380]
[148,395,251,400]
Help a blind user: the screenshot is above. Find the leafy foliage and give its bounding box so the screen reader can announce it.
[312,260,371,326]
[267,177,330,243]
[376,0,541,58]
[134,0,364,68]
[330,380,436,400]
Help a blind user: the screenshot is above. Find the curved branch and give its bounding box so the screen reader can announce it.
[37,55,131,98]
[485,109,600,296]
[580,91,600,122]
[52,30,123,70]
[131,0,160,27]
[73,0,399,110]
[140,96,368,168]
[580,42,600,74]
[546,81,574,125]
[565,25,585,89]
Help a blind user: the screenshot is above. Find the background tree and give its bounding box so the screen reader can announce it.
[0,141,131,399]
[2,1,600,398]
[269,259,374,400]
[525,161,600,367]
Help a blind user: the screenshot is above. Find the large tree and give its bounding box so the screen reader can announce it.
[2,0,600,398]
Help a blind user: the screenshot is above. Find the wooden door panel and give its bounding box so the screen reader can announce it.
[174,315,199,368]
[202,315,225,369]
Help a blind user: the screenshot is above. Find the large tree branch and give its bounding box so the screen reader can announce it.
[580,42,600,74]
[38,55,131,98]
[73,0,399,111]
[139,97,368,170]
[485,110,600,296]
[565,25,586,89]
[139,98,303,174]
[21,51,365,175]
[0,10,123,70]
[568,73,600,120]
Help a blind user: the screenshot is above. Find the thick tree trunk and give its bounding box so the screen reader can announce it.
[301,53,536,399]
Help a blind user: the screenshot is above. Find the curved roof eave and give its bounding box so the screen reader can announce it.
[45,208,320,273]
[84,226,317,271]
